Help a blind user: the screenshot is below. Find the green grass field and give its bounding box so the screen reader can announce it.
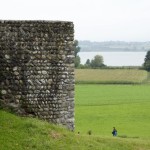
[1,110,150,150]
[1,69,150,149]
[75,84,150,139]
[75,69,148,84]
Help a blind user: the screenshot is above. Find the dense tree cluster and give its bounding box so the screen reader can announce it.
[74,40,106,68]
[143,51,150,71]
[90,55,104,68]
[73,40,81,68]
[84,55,106,68]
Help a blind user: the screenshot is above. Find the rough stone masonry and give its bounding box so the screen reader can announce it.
[0,20,75,130]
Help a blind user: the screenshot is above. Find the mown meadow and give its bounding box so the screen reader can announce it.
[1,68,150,150]
[1,110,150,150]
[75,84,150,139]
[75,69,150,140]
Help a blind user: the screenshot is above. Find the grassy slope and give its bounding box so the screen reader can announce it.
[75,69,148,84]
[75,85,150,139]
[0,110,150,150]
[1,69,150,149]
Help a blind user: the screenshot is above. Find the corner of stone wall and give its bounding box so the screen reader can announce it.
[0,20,75,130]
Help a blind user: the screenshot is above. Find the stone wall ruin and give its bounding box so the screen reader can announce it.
[0,20,74,130]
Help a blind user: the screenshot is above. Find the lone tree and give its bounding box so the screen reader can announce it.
[85,59,91,68]
[143,51,150,71]
[73,40,81,68]
[91,55,104,68]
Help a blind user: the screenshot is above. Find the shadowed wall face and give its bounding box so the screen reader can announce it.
[0,20,74,130]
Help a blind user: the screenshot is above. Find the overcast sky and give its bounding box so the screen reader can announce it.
[0,0,150,42]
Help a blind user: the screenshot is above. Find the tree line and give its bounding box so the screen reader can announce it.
[74,40,106,69]
[143,51,150,71]
[74,40,150,71]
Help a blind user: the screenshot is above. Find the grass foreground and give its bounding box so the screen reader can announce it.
[75,84,150,138]
[0,110,150,150]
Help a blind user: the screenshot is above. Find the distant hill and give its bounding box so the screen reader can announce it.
[79,41,150,52]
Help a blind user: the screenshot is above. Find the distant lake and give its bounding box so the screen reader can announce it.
[79,52,147,66]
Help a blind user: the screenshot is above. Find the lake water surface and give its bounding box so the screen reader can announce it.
[79,52,147,66]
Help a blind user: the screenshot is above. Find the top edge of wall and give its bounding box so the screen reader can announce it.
[0,20,73,23]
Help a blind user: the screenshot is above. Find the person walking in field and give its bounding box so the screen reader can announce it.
[112,127,117,136]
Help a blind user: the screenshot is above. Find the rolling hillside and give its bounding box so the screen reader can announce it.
[0,110,150,150]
